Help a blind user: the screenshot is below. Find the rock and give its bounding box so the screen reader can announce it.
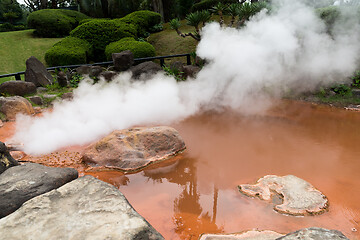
[42,94,58,105]
[36,87,47,93]
[82,126,186,172]
[90,66,103,78]
[0,120,3,128]
[28,96,43,106]
[0,142,19,175]
[24,56,53,87]
[238,175,328,216]
[8,151,25,161]
[0,81,36,96]
[61,92,74,100]
[278,227,349,240]
[130,61,163,79]
[76,65,92,75]
[181,65,200,79]
[0,96,34,121]
[99,71,117,82]
[199,230,284,240]
[351,89,360,98]
[57,71,68,87]
[113,50,134,71]
[0,162,78,218]
[170,61,184,72]
[0,175,165,239]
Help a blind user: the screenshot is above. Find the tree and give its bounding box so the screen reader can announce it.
[0,0,23,23]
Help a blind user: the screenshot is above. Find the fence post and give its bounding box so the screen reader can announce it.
[186,54,191,65]
[160,58,165,67]
[15,74,21,81]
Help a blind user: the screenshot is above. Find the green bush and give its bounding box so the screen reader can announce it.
[316,6,341,33]
[191,0,237,12]
[105,37,156,60]
[70,19,136,61]
[27,9,90,38]
[45,36,93,66]
[0,22,25,32]
[119,10,161,35]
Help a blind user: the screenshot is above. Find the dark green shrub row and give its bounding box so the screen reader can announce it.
[118,10,162,35]
[70,19,137,61]
[45,36,93,66]
[0,23,26,32]
[27,9,90,37]
[105,37,156,60]
[191,0,238,12]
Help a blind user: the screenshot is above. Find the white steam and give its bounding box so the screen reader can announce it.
[12,0,360,154]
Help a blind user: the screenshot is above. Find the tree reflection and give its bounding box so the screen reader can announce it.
[143,155,223,239]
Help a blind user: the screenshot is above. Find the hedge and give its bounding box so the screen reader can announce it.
[45,36,93,66]
[27,9,90,37]
[118,10,161,35]
[70,19,137,61]
[191,0,238,12]
[105,37,156,60]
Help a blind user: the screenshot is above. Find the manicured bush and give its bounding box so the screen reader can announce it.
[105,37,156,60]
[70,19,136,61]
[191,0,237,12]
[119,10,161,35]
[45,36,93,66]
[27,9,90,38]
[0,22,25,32]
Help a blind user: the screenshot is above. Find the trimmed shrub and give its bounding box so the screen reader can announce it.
[119,10,161,35]
[105,37,156,60]
[191,0,237,12]
[70,19,137,61]
[0,22,25,32]
[45,36,93,66]
[316,6,341,32]
[27,9,90,37]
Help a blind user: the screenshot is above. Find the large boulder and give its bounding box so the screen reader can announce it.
[0,96,34,120]
[0,81,36,96]
[130,61,163,79]
[238,175,328,216]
[278,227,349,240]
[0,162,78,218]
[0,175,165,240]
[113,50,134,71]
[0,142,19,174]
[24,56,53,87]
[82,126,186,172]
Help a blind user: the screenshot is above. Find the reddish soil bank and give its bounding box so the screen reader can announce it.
[1,100,360,240]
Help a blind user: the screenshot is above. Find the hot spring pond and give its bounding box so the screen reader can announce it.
[3,100,360,239]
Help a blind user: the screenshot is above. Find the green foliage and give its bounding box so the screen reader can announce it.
[191,0,237,12]
[149,23,163,32]
[352,70,360,88]
[238,2,267,22]
[69,73,84,88]
[27,9,90,38]
[119,10,161,35]
[331,84,352,96]
[78,0,142,18]
[0,0,23,23]
[45,36,93,66]
[316,6,341,33]
[70,19,136,61]
[105,37,155,60]
[170,18,181,30]
[163,64,185,82]
[0,22,25,32]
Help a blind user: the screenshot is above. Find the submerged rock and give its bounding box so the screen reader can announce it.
[0,162,78,218]
[277,227,349,240]
[130,61,163,79]
[0,142,19,174]
[82,126,186,172]
[238,175,328,216]
[0,175,164,240]
[0,96,34,120]
[199,230,284,240]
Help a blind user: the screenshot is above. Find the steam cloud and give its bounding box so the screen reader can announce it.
[12,0,360,154]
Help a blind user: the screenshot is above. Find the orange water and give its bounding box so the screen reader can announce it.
[3,100,360,239]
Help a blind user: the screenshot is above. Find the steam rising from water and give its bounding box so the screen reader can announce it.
[12,0,360,154]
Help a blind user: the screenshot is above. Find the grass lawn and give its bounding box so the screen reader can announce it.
[148,20,198,65]
[0,29,62,82]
